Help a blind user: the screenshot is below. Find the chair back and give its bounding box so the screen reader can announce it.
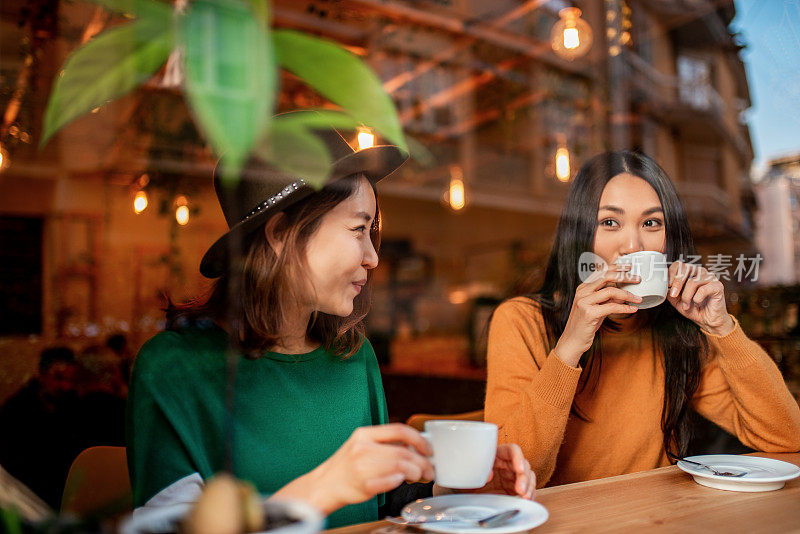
[61,446,131,517]
[405,409,484,431]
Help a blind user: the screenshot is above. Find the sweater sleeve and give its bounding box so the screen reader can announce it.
[126,333,204,507]
[692,316,800,452]
[484,298,583,487]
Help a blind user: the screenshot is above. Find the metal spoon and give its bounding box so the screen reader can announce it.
[679,458,747,477]
[386,509,520,528]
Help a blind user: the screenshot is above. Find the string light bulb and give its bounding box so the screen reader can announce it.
[550,7,593,61]
[175,195,189,226]
[448,165,466,211]
[607,1,633,54]
[176,205,189,225]
[555,147,571,182]
[357,127,374,150]
[133,190,148,214]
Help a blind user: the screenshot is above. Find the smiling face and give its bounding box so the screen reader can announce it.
[593,172,667,265]
[302,175,379,317]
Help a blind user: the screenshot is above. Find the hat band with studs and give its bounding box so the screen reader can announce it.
[241,180,307,223]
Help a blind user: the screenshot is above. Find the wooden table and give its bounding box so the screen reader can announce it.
[328,453,800,533]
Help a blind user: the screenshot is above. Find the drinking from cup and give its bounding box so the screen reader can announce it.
[614,251,669,309]
[421,421,498,489]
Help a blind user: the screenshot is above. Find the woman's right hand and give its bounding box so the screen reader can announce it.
[553,264,642,367]
[272,423,433,515]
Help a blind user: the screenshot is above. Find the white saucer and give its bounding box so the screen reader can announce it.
[677,455,800,492]
[401,494,548,534]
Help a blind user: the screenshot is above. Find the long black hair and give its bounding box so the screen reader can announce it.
[530,150,706,457]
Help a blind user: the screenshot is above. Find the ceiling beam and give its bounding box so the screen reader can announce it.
[429,88,548,141]
[400,55,527,124]
[381,0,552,93]
[347,0,588,75]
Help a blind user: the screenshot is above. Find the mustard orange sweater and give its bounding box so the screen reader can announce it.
[485,297,800,488]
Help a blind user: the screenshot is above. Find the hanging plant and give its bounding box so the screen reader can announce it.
[40,0,409,187]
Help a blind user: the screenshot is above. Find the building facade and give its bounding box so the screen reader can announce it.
[0,0,759,381]
[755,154,800,286]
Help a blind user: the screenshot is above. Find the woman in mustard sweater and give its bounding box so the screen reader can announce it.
[485,150,800,488]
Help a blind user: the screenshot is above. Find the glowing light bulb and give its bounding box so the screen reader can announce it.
[563,27,580,50]
[176,205,189,225]
[448,289,468,305]
[550,8,593,61]
[448,165,466,210]
[556,147,570,182]
[357,127,374,150]
[134,190,148,213]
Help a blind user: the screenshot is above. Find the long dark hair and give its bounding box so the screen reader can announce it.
[530,150,706,457]
[167,174,379,359]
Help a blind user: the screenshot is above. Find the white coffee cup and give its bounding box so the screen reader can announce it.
[615,251,669,309]
[421,420,497,489]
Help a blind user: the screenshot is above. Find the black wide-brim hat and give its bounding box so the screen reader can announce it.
[199,117,408,278]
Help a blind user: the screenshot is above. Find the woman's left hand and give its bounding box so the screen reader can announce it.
[466,444,535,499]
[667,261,734,336]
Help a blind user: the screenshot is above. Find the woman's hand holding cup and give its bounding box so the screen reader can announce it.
[667,261,734,336]
[424,422,535,500]
[274,423,433,515]
[465,443,535,500]
[554,264,642,367]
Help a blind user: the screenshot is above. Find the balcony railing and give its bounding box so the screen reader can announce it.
[625,50,750,159]
[626,51,724,117]
[677,79,725,115]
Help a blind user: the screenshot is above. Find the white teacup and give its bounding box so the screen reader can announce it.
[615,251,669,309]
[421,420,497,489]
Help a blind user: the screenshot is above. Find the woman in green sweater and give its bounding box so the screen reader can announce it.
[126,120,534,528]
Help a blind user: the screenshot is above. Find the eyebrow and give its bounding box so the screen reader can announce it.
[598,205,663,216]
[353,211,374,222]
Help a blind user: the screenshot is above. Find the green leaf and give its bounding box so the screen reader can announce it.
[278,109,429,166]
[181,0,276,181]
[245,0,269,25]
[273,29,407,152]
[40,18,173,147]
[84,0,172,20]
[256,116,333,189]
[273,109,361,131]
[0,507,23,534]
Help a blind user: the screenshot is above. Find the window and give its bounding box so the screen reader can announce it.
[0,217,43,335]
[677,55,714,110]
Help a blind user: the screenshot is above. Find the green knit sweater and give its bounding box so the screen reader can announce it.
[126,322,388,528]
